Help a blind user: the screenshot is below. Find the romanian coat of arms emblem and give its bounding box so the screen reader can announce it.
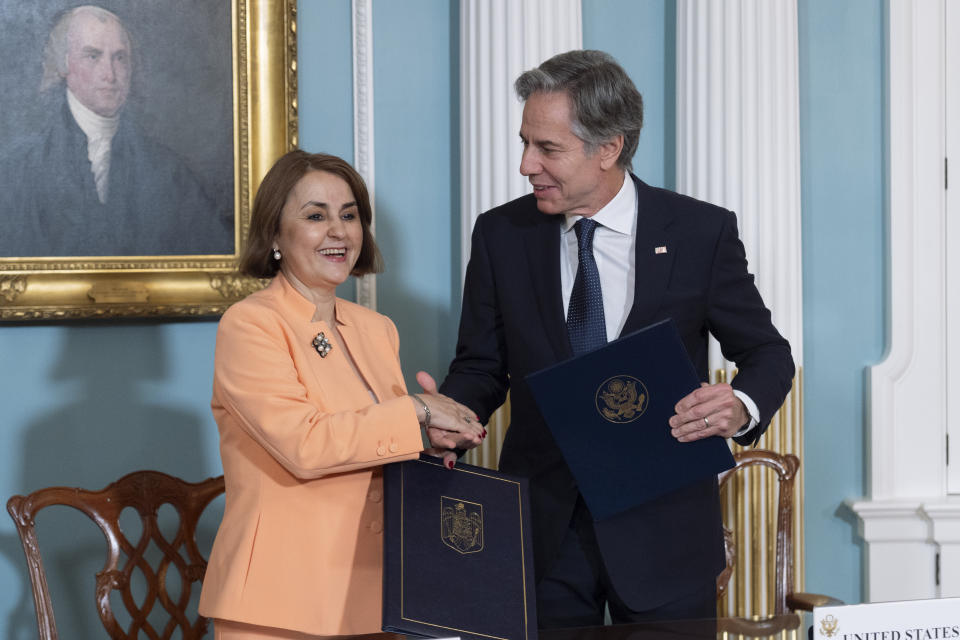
[441,497,484,554]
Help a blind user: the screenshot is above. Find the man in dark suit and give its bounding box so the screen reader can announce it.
[439,50,794,627]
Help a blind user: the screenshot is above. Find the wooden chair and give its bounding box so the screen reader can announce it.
[7,470,225,640]
[717,449,840,618]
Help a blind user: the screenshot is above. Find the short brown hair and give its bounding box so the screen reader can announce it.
[239,150,384,279]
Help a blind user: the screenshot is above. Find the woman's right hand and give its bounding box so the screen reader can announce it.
[411,372,486,462]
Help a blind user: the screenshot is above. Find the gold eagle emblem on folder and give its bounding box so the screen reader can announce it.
[441,497,484,554]
[596,375,649,423]
[818,615,839,638]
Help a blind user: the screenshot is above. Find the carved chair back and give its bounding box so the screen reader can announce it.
[7,470,225,639]
[716,449,800,615]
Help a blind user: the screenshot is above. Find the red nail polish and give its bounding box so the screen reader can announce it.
[482,429,488,436]
[447,460,454,469]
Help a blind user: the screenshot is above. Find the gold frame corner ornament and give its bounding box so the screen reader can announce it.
[0,0,298,322]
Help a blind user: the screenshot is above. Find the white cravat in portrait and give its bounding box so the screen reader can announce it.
[67,88,120,204]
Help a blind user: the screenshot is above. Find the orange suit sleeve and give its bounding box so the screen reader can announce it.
[213,302,424,479]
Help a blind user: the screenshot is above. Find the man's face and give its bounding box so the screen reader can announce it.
[63,11,131,117]
[518,91,609,216]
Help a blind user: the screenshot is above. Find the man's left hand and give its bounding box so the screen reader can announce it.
[669,382,748,442]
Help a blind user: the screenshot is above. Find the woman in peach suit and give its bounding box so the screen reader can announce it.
[199,151,485,639]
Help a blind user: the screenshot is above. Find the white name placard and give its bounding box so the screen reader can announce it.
[814,598,960,640]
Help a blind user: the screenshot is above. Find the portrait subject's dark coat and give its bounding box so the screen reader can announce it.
[0,98,232,257]
[440,175,795,610]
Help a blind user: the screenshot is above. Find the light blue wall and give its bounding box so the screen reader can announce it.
[583,0,673,189]
[299,0,359,302]
[0,323,224,637]
[0,0,883,635]
[371,0,461,385]
[298,0,354,163]
[798,0,884,605]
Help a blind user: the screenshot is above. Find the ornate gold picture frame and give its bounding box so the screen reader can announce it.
[0,0,296,321]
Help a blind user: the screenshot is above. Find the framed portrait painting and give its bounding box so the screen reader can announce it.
[0,0,297,320]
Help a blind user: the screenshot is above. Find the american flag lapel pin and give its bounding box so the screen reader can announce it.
[655,246,668,254]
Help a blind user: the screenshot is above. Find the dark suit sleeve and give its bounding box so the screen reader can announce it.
[706,211,795,446]
[439,215,510,424]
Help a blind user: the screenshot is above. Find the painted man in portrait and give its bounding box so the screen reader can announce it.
[0,5,232,257]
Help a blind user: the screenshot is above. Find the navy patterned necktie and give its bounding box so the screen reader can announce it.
[566,218,607,356]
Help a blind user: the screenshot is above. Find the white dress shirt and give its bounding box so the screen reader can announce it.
[560,172,759,436]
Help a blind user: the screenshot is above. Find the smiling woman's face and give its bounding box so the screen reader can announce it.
[273,170,364,297]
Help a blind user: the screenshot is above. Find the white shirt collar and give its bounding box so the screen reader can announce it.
[562,172,636,235]
[67,89,120,141]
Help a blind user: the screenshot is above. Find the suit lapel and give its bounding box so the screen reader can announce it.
[524,214,571,361]
[336,323,392,402]
[521,177,676,352]
[620,176,676,336]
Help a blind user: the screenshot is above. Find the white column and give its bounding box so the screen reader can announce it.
[458,0,581,469]
[353,0,376,309]
[675,1,805,616]
[459,0,581,277]
[853,0,957,603]
[675,0,803,371]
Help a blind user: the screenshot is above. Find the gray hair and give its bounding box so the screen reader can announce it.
[515,49,643,171]
[40,5,131,93]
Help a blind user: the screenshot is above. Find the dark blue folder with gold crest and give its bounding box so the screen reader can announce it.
[525,318,735,521]
[382,455,537,640]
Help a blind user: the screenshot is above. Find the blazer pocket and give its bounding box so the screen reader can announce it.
[240,512,262,594]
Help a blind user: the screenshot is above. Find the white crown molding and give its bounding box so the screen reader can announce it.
[926,502,960,597]
[352,0,376,309]
[849,499,938,601]
[925,502,960,544]
[851,498,960,599]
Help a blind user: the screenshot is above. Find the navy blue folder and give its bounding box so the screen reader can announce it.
[383,455,538,640]
[525,318,735,521]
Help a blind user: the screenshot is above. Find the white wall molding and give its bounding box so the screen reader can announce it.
[352,0,376,309]
[925,502,960,597]
[459,0,581,278]
[868,0,946,501]
[849,500,937,602]
[851,499,960,599]
[855,0,952,602]
[675,0,804,369]
[948,0,960,495]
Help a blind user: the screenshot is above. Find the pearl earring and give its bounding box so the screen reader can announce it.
[273,248,281,260]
